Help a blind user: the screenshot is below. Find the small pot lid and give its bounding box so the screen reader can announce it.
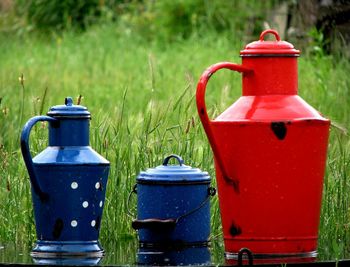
[137,155,210,183]
[47,97,91,118]
[240,29,300,56]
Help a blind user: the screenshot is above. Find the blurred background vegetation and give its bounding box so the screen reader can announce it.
[0,0,349,263]
[0,0,349,55]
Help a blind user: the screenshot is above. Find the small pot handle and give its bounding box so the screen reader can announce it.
[127,184,137,217]
[131,187,216,230]
[20,115,58,201]
[132,218,177,230]
[196,62,252,191]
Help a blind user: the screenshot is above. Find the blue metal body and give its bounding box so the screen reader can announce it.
[20,97,109,257]
[133,155,212,246]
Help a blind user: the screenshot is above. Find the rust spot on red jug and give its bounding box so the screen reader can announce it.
[226,177,240,194]
[230,222,242,237]
[52,218,64,239]
[271,122,287,140]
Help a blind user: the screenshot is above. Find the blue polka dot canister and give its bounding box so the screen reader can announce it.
[20,97,110,259]
[132,154,215,248]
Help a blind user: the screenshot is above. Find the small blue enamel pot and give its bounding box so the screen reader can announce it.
[20,97,109,257]
[132,154,214,247]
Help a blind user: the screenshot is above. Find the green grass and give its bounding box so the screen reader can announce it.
[0,24,349,262]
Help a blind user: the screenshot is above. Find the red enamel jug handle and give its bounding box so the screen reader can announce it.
[20,115,58,201]
[196,62,252,189]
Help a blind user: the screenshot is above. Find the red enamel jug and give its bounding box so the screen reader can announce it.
[196,30,330,260]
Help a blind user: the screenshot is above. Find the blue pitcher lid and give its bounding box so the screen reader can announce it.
[137,155,210,184]
[47,97,91,118]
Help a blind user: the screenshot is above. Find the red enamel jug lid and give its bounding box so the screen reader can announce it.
[240,29,300,56]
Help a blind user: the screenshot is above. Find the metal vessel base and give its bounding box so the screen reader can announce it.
[31,240,104,258]
[225,250,317,264]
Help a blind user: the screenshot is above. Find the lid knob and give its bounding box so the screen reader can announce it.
[259,29,281,41]
[240,29,299,56]
[65,97,73,106]
[137,154,210,183]
[47,97,90,118]
[163,154,184,166]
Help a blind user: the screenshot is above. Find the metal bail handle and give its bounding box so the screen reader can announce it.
[162,154,184,166]
[237,248,254,266]
[131,186,216,230]
[20,115,58,201]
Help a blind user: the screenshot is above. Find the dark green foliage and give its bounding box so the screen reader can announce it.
[15,0,102,30]
[13,0,273,38]
[117,0,272,41]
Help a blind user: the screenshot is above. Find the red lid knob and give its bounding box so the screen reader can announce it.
[259,29,281,41]
[240,29,300,56]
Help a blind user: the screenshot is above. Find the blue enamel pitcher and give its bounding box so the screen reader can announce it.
[20,97,110,257]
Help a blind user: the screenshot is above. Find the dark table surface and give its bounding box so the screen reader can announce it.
[0,241,348,266]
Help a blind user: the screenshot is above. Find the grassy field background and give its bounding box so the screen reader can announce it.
[0,19,349,262]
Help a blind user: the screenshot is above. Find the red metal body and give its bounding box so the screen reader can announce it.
[196,30,330,259]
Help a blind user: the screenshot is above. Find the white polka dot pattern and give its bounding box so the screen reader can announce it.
[95,182,100,189]
[82,201,89,208]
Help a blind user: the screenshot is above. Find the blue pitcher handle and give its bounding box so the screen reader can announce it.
[20,115,57,201]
